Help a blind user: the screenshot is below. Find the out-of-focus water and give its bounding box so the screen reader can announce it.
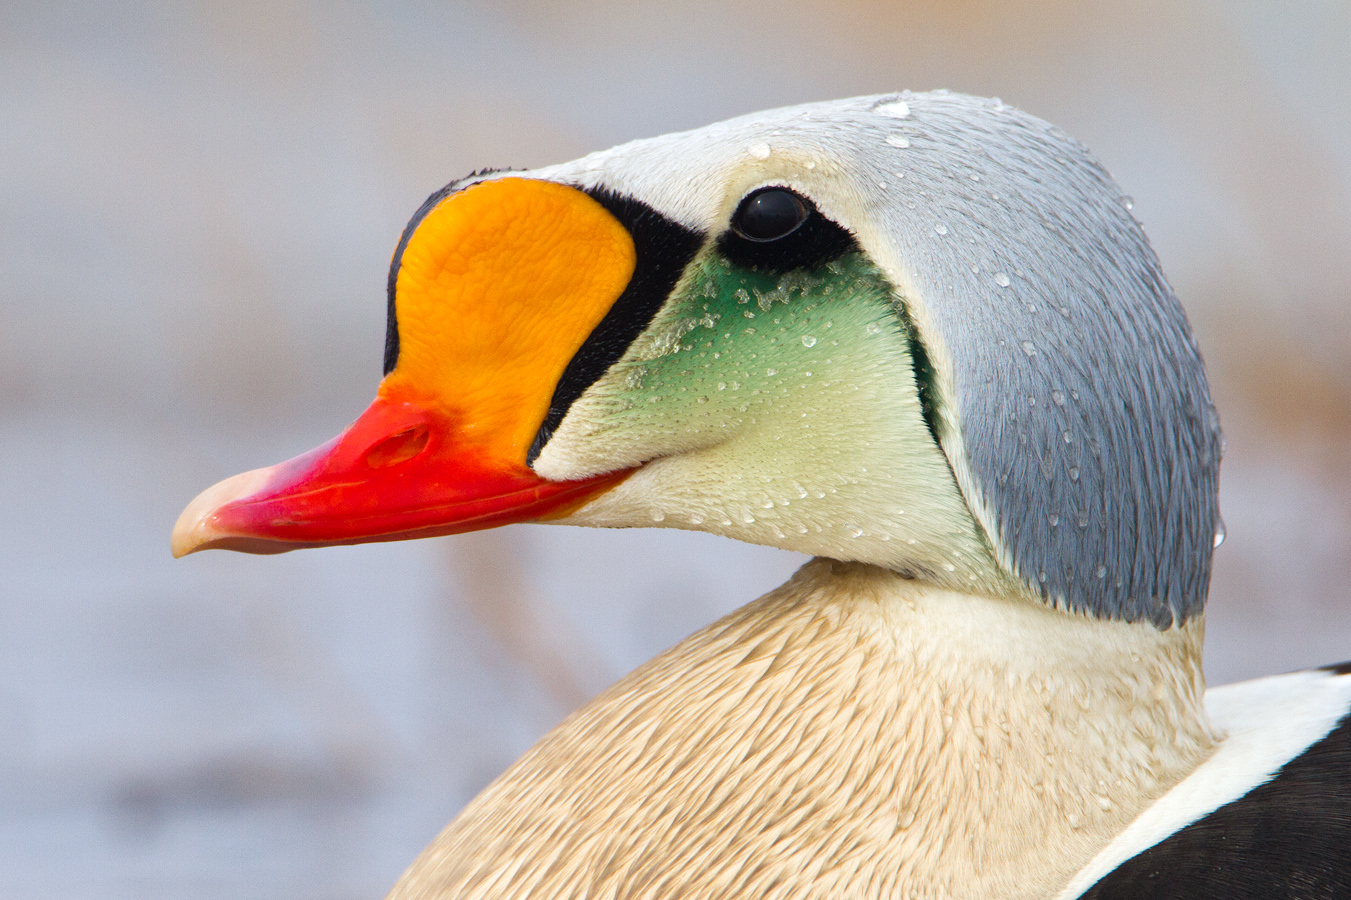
[3,2,1349,896]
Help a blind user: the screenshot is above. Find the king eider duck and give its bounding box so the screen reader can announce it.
[171,93,1351,899]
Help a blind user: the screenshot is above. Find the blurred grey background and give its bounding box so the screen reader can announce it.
[2,1,1349,897]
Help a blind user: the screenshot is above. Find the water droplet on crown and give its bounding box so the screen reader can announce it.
[886,134,911,149]
[1213,518,1227,548]
[994,272,1012,288]
[875,100,910,118]
[934,223,948,236]
[747,142,771,160]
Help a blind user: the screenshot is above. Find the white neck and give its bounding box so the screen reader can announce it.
[390,560,1217,900]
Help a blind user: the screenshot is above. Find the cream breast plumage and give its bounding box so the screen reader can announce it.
[173,92,1350,899]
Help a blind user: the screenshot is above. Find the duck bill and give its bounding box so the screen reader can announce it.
[170,394,631,558]
[173,176,643,558]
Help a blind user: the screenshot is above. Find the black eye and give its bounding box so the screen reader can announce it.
[731,188,809,241]
[717,186,856,272]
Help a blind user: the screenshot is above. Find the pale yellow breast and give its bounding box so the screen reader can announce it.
[389,560,1214,900]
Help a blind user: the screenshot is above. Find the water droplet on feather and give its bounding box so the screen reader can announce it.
[875,100,910,118]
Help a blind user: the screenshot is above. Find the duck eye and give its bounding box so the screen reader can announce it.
[731,188,809,242]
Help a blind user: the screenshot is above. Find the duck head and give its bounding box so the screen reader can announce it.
[173,92,1222,628]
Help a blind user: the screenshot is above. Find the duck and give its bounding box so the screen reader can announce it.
[171,92,1350,899]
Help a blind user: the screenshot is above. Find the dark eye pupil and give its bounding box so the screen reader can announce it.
[734,188,808,241]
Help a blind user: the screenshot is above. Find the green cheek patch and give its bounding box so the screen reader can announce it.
[600,251,910,442]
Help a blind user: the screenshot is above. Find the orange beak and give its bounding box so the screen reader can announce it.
[172,177,639,557]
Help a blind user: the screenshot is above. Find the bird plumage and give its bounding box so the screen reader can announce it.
[392,560,1215,899]
[172,92,1348,899]
[522,92,1221,625]
[1064,663,1351,899]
